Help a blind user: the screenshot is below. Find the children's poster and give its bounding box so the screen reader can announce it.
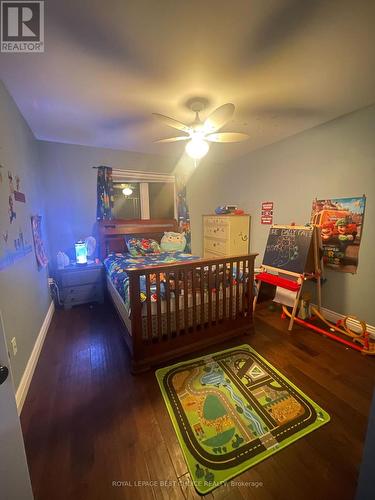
[31,215,48,269]
[0,166,33,270]
[311,196,366,273]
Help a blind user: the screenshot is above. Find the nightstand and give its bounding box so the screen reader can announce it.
[58,261,104,309]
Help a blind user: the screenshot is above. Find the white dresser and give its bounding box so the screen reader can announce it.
[203,215,250,257]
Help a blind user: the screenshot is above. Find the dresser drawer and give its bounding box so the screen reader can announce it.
[204,237,228,255]
[204,216,229,226]
[204,250,224,258]
[63,283,103,309]
[204,222,229,240]
[63,283,103,300]
[61,268,102,287]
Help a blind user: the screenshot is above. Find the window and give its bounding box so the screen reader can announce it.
[112,170,176,220]
[149,182,175,219]
[112,183,141,219]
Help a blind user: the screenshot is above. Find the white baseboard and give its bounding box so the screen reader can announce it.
[16,301,55,414]
[312,304,375,340]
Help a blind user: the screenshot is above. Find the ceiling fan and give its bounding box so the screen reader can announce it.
[153,100,249,160]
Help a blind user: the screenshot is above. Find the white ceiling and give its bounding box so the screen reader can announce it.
[1,0,375,163]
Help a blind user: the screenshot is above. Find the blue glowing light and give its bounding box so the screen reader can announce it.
[75,241,88,264]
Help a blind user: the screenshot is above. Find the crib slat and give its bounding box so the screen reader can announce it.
[156,273,162,340]
[145,273,152,341]
[175,271,180,335]
[236,260,240,319]
[192,267,197,330]
[242,260,245,315]
[246,258,252,316]
[183,269,189,333]
[247,259,251,315]
[241,260,246,317]
[222,262,227,321]
[128,272,142,354]
[215,264,219,323]
[208,264,213,327]
[165,272,171,337]
[229,262,234,319]
[200,266,205,327]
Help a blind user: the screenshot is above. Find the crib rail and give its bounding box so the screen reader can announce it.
[127,254,257,372]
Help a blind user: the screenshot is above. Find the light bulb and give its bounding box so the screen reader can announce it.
[185,137,209,159]
[122,187,133,196]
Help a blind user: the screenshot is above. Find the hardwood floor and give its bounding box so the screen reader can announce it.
[21,301,375,500]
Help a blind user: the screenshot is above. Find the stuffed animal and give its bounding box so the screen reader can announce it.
[161,232,186,253]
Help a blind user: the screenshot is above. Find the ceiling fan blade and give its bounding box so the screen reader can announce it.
[203,103,235,133]
[154,136,189,143]
[206,132,249,143]
[152,113,192,134]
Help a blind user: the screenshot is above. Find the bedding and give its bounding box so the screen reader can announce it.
[125,236,161,256]
[160,231,186,252]
[104,252,200,307]
[104,251,248,312]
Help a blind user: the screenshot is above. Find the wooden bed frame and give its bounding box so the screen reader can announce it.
[98,219,257,373]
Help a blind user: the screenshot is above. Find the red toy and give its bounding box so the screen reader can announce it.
[282,306,375,355]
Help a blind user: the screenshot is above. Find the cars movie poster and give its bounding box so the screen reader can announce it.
[311,196,366,273]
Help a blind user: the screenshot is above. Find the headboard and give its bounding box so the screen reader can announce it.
[97,218,178,259]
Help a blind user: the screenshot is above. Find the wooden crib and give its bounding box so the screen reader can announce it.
[98,219,257,373]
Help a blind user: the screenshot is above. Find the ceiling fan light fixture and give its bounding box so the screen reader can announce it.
[153,101,248,159]
[185,137,209,159]
[122,187,133,196]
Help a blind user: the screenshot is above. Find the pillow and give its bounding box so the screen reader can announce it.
[160,232,186,253]
[125,236,161,256]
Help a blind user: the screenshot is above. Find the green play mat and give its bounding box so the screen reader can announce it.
[156,344,330,495]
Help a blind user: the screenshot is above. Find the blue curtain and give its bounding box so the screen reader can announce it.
[96,166,114,220]
[176,175,191,252]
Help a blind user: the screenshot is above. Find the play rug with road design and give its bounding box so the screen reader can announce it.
[156,344,330,495]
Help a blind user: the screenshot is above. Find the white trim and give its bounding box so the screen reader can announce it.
[312,304,375,340]
[112,169,175,183]
[16,301,55,414]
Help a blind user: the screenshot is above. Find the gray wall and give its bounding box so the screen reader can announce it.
[188,105,375,323]
[187,156,228,255]
[0,82,51,389]
[38,141,180,260]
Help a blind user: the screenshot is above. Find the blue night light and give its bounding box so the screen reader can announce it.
[75,241,88,265]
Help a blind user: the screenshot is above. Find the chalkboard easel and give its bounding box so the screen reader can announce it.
[254,225,322,330]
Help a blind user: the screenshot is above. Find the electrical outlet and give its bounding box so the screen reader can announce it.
[11,337,17,356]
